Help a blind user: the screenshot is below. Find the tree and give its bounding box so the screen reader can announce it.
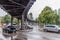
[1,14,21,24]
[1,14,11,24]
[36,18,39,23]
[1,17,5,23]
[13,18,18,24]
[29,13,33,19]
[4,14,11,24]
[56,9,60,24]
[37,6,58,24]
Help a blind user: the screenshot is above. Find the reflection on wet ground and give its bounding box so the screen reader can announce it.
[0,25,60,40]
[16,25,60,40]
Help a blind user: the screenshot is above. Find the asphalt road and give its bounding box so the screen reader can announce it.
[0,25,60,40]
[16,25,60,40]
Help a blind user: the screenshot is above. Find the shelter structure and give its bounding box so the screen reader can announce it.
[0,0,36,29]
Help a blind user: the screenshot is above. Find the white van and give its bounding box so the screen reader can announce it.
[43,25,60,33]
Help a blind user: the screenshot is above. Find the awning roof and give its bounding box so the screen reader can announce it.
[0,0,36,19]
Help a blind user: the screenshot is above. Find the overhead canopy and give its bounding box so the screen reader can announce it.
[0,0,36,19]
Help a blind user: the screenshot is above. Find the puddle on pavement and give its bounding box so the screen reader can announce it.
[0,25,59,40]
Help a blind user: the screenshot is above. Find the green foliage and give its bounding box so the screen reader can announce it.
[1,14,21,24]
[1,17,5,23]
[29,13,33,19]
[13,18,18,24]
[56,9,60,24]
[36,18,39,23]
[4,14,11,24]
[1,14,11,24]
[37,6,58,24]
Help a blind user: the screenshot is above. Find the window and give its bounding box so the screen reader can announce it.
[46,26,55,28]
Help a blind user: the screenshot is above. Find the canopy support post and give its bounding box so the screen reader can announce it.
[11,16,13,27]
[18,19,19,30]
[11,16,13,40]
[21,15,25,30]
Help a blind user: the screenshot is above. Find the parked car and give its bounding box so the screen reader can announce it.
[27,25,33,29]
[2,23,18,33]
[20,24,33,29]
[3,25,17,34]
[7,23,19,30]
[43,25,60,33]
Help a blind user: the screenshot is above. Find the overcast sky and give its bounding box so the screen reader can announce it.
[0,0,60,19]
[28,0,60,19]
[0,8,7,17]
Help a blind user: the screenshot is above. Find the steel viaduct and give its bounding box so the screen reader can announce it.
[0,0,36,29]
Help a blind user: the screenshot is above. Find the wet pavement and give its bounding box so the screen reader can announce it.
[16,25,60,40]
[0,25,60,40]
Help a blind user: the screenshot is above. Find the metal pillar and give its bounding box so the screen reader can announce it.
[11,16,13,40]
[18,19,19,29]
[25,19,27,29]
[11,16,13,27]
[21,15,24,30]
